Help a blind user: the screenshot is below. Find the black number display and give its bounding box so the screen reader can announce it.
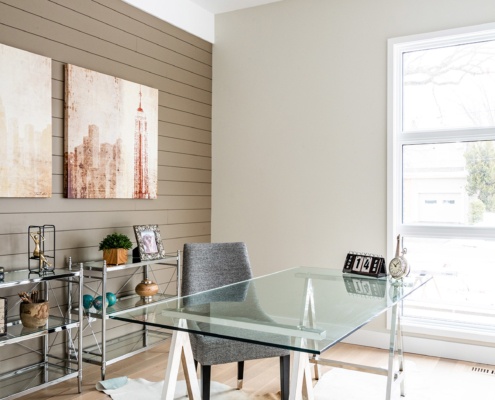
[343,252,386,278]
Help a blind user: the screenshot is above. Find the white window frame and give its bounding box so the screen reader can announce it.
[387,23,495,341]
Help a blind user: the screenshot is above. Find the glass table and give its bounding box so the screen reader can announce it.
[111,267,432,400]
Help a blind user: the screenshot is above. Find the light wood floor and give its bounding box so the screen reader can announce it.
[16,341,495,399]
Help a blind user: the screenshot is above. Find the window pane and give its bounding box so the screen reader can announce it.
[402,237,495,329]
[403,141,495,226]
[403,40,495,132]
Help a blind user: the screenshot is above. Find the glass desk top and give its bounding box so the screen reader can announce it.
[111,267,431,355]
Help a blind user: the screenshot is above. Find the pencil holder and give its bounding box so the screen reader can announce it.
[20,301,49,328]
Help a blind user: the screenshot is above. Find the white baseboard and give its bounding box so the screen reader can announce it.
[343,329,495,365]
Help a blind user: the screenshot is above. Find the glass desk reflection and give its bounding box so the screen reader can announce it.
[111,267,431,400]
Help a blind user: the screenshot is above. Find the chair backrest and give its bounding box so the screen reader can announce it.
[182,242,253,296]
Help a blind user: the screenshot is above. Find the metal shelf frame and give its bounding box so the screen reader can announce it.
[77,252,180,380]
[0,267,83,400]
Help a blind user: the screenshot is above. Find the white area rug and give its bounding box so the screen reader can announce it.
[97,363,495,399]
[96,378,253,399]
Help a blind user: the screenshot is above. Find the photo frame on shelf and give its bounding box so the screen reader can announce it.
[0,297,6,336]
[133,225,166,261]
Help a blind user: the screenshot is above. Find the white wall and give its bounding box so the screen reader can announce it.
[211,0,495,361]
[212,0,495,273]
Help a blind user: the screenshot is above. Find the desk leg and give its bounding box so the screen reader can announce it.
[161,321,201,400]
[290,347,314,400]
[386,302,405,400]
[300,278,321,381]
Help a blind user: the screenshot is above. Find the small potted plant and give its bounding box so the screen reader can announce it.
[98,233,133,265]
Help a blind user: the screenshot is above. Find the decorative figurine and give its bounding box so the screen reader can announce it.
[28,225,56,273]
[39,253,52,270]
[30,231,44,258]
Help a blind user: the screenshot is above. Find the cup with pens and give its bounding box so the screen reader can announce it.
[18,291,49,328]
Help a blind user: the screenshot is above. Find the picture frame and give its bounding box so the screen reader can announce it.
[64,64,158,199]
[133,225,166,261]
[0,44,52,198]
[0,297,7,336]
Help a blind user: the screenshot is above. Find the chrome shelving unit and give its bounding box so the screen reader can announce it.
[0,267,83,400]
[77,252,180,380]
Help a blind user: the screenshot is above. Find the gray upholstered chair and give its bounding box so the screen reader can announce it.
[182,242,290,400]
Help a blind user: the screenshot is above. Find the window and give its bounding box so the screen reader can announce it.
[388,24,495,336]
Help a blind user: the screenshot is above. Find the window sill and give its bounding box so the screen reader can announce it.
[401,316,495,344]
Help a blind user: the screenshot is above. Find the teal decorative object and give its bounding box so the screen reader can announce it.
[106,292,117,307]
[93,295,104,311]
[83,294,94,310]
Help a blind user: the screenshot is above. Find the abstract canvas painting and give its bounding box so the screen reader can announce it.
[65,64,158,199]
[0,44,52,197]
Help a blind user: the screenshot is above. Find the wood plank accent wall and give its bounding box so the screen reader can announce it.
[0,0,211,377]
[0,0,212,269]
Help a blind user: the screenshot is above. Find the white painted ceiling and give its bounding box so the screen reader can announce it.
[189,0,282,14]
[122,0,283,42]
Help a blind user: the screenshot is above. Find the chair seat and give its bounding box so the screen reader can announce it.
[190,333,290,365]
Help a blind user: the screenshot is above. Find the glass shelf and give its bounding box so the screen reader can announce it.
[0,269,79,289]
[0,361,78,400]
[81,253,179,273]
[82,329,170,365]
[0,316,80,346]
[82,293,176,318]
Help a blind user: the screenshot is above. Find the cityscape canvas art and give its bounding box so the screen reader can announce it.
[0,44,52,197]
[65,64,158,199]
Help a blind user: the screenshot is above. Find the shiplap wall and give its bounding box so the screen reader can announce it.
[0,0,212,269]
[0,0,212,377]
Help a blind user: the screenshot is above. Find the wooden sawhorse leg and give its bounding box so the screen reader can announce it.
[161,320,201,400]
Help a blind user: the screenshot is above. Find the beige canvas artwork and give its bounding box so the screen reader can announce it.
[65,64,158,199]
[0,44,52,198]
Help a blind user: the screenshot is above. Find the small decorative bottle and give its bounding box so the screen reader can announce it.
[135,279,159,301]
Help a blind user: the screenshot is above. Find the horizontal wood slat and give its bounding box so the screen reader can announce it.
[51,0,212,59]
[0,195,211,215]
[0,0,212,267]
[160,121,212,144]
[0,23,212,105]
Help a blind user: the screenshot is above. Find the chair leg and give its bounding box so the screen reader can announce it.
[201,365,211,400]
[237,361,244,389]
[280,354,290,400]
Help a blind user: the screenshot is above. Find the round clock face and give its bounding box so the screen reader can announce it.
[388,257,407,279]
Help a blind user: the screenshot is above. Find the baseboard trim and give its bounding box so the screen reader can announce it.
[342,329,495,365]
